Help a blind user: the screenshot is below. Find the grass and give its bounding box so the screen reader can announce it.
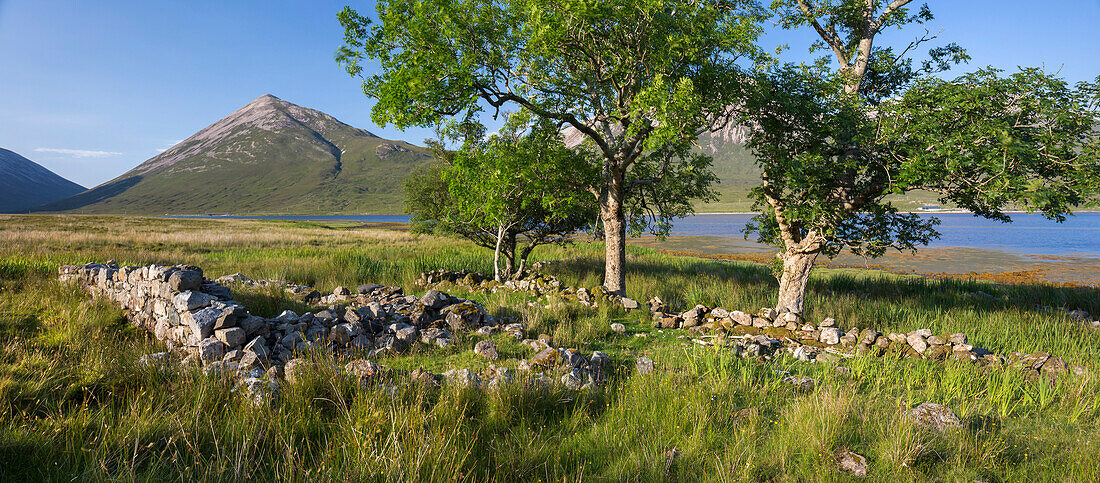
[1,214,1100,480]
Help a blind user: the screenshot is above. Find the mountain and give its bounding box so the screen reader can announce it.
[37,94,434,215]
[0,148,86,213]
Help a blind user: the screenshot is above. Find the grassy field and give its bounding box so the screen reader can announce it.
[1,215,1100,481]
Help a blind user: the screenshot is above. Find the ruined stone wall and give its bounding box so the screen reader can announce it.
[59,261,264,363]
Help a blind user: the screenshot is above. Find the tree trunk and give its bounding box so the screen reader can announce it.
[599,187,626,295]
[492,223,506,282]
[775,249,819,315]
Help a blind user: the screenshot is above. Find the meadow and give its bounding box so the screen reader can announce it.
[1,214,1099,481]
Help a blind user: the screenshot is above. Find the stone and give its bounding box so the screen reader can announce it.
[333,286,352,297]
[284,359,312,384]
[758,308,778,321]
[907,402,961,433]
[819,327,842,345]
[782,312,802,324]
[475,325,498,337]
[420,289,449,309]
[926,335,946,345]
[835,450,868,477]
[734,312,752,327]
[636,357,655,375]
[345,359,384,379]
[173,290,214,312]
[215,327,246,348]
[420,327,452,345]
[395,326,419,344]
[610,322,627,334]
[474,340,499,360]
[819,317,836,328]
[442,368,481,388]
[357,283,383,295]
[410,367,441,387]
[444,301,484,332]
[168,269,203,292]
[237,377,280,407]
[561,349,587,368]
[186,307,222,343]
[276,310,298,321]
[532,348,561,367]
[561,368,588,390]
[782,374,816,392]
[906,334,929,354]
[243,336,270,359]
[198,337,227,365]
[202,361,238,377]
[947,333,968,345]
[620,296,639,310]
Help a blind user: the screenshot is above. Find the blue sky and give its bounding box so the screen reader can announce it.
[1,0,1097,188]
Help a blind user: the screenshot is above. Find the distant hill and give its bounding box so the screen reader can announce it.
[37,94,435,215]
[0,148,85,213]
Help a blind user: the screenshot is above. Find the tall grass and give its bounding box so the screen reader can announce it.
[2,214,1100,480]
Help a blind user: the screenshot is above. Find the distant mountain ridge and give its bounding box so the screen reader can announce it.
[0,148,85,213]
[38,94,434,215]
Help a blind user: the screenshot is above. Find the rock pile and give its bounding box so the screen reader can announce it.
[417,269,639,310]
[651,300,1084,379]
[61,262,615,404]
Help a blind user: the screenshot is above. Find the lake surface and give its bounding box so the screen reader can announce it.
[180,212,1100,257]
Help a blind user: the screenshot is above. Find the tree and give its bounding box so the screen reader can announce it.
[338,0,765,294]
[742,0,1100,314]
[404,115,596,281]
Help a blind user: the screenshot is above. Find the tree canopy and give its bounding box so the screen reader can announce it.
[338,0,767,294]
[405,115,596,280]
[743,0,1100,314]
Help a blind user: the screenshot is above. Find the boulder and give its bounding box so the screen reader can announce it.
[173,290,215,312]
[215,327,246,348]
[474,340,499,360]
[198,337,227,365]
[168,269,203,292]
[636,357,655,375]
[907,402,961,433]
[442,368,481,388]
[835,450,868,477]
[610,322,627,334]
[819,327,841,345]
[185,307,222,342]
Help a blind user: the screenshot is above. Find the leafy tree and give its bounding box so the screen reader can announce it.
[404,116,596,281]
[743,0,1100,314]
[338,0,765,294]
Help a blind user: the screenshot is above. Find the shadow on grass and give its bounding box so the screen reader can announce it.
[541,253,1100,317]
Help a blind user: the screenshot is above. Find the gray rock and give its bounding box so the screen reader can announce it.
[907,402,961,433]
[168,269,203,292]
[819,317,836,328]
[906,334,929,354]
[819,327,842,345]
[186,307,222,342]
[636,357,655,375]
[237,377,280,407]
[357,283,383,295]
[561,368,587,390]
[532,348,561,367]
[835,450,867,477]
[284,359,312,384]
[420,289,449,309]
[173,290,214,312]
[610,322,627,334]
[137,352,172,368]
[620,297,640,310]
[732,311,752,325]
[474,340,499,360]
[442,368,481,388]
[782,374,816,392]
[395,326,419,344]
[345,359,384,379]
[215,327,246,348]
[947,333,968,345]
[198,337,227,365]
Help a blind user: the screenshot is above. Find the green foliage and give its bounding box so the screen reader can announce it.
[339,0,766,290]
[743,0,1100,311]
[405,114,597,278]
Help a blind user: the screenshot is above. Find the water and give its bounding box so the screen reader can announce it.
[174,212,1100,257]
[668,213,1100,257]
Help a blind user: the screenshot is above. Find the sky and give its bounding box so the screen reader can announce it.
[1,0,1098,188]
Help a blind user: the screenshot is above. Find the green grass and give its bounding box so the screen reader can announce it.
[1,214,1099,480]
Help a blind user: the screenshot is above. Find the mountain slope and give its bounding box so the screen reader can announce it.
[37,95,434,215]
[0,148,86,213]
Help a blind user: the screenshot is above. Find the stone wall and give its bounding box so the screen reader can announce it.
[59,261,262,364]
